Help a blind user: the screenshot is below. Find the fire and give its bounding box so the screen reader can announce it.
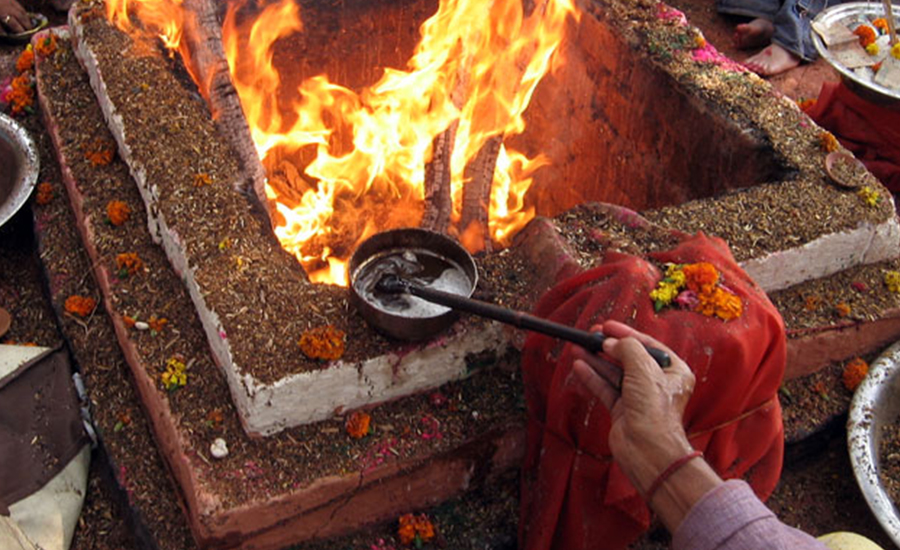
[104,0,579,286]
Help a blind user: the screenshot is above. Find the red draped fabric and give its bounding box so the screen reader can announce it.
[519,233,786,550]
[804,81,900,194]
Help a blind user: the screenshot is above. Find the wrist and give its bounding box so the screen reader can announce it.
[614,431,694,496]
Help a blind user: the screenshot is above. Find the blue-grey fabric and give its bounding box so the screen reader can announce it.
[717,0,848,61]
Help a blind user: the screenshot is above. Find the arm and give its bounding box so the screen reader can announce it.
[0,0,32,34]
[572,321,829,549]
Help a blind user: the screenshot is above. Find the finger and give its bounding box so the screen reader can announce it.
[4,12,29,33]
[572,359,618,411]
[571,346,623,389]
[601,320,675,354]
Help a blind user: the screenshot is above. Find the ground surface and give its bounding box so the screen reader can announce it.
[2,0,899,549]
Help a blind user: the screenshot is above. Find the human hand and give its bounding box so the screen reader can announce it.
[0,0,33,34]
[571,320,696,497]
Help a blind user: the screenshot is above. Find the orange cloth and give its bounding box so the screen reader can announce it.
[804,81,900,194]
[519,233,786,550]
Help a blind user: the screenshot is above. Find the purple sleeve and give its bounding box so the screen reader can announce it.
[672,480,831,550]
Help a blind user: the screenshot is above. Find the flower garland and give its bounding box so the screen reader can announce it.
[650,262,743,321]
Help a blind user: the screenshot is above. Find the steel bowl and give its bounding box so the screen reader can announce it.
[848,339,900,547]
[812,2,900,107]
[349,228,477,341]
[0,113,39,228]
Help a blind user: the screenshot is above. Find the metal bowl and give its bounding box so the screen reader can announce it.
[349,228,477,341]
[848,340,900,546]
[812,2,900,107]
[0,113,39,228]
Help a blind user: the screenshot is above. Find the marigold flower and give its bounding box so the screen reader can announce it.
[858,185,882,207]
[652,262,742,320]
[873,18,889,34]
[84,139,116,167]
[650,281,681,309]
[820,131,839,153]
[161,356,187,391]
[696,287,743,321]
[299,325,346,361]
[398,513,436,546]
[7,73,34,115]
[842,357,869,391]
[35,182,53,205]
[116,252,143,277]
[15,48,33,73]
[682,262,719,292]
[885,270,900,293]
[34,34,58,58]
[866,43,880,56]
[797,97,817,111]
[148,315,168,333]
[123,315,136,328]
[893,43,900,60]
[346,411,372,439]
[854,25,877,47]
[834,302,851,318]
[194,173,212,186]
[106,200,131,226]
[804,295,820,311]
[64,295,96,317]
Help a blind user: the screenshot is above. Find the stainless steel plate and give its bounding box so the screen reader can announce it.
[0,113,39,228]
[848,339,900,547]
[812,2,900,104]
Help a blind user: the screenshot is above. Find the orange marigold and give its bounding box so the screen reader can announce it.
[346,411,371,439]
[682,262,719,293]
[854,25,877,47]
[35,182,54,205]
[299,325,346,361]
[84,139,115,167]
[834,302,851,318]
[842,357,869,391]
[34,33,58,57]
[8,73,34,115]
[873,18,889,33]
[147,315,167,333]
[804,295,820,311]
[123,315,136,328]
[106,200,131,226]
[696,287,743,321]
[398,513,436,546]
[116,253,143,277]
[797,97,817,111]
[820,131,839,153]
[15,48,34,73]
[65,295,96,317]
[194,173,212,187]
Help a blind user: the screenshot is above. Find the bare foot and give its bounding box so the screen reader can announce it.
[743,43,801,76]
[734,18,774,50]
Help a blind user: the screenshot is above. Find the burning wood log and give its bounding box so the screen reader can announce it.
[180,0,269,214]
[458,135,503,253]
[421,122,457,234]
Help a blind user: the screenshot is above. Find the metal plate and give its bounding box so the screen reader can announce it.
[848,339,900,547]
[0,113,39,228]
[0,13,48,44]
[813,2,900,104]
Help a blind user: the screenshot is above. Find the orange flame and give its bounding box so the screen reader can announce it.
[105,0,579,286]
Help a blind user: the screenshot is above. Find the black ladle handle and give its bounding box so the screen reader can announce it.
[403,283,671,368]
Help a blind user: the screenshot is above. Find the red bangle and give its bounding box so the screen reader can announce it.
[643,450,703,502]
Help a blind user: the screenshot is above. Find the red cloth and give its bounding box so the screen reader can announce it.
[804,81,900,193]
[519,233,786,550]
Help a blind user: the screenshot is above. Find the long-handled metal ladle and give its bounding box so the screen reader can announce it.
[376,274,671,368]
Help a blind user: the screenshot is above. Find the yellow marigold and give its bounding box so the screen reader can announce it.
[35,182,54,205]
[15,48,33,73]
[64,295,96,317]
[842,357,869,391]
[34,33,58,57]
[398,513,436,546]
[866,43,880,56]
[299,325,346,361]
[885,270,900,293]
[694,34,707,49]
[116,252,143,277]
[820,131,839,153]
[161,356,187,391]
[854,25,877,47]
[858,185,882,207]
[106,200,131,226]
[873,18,889,33]
[345,411,371,439]
[650,281,681,308]
[893,43,900,60]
